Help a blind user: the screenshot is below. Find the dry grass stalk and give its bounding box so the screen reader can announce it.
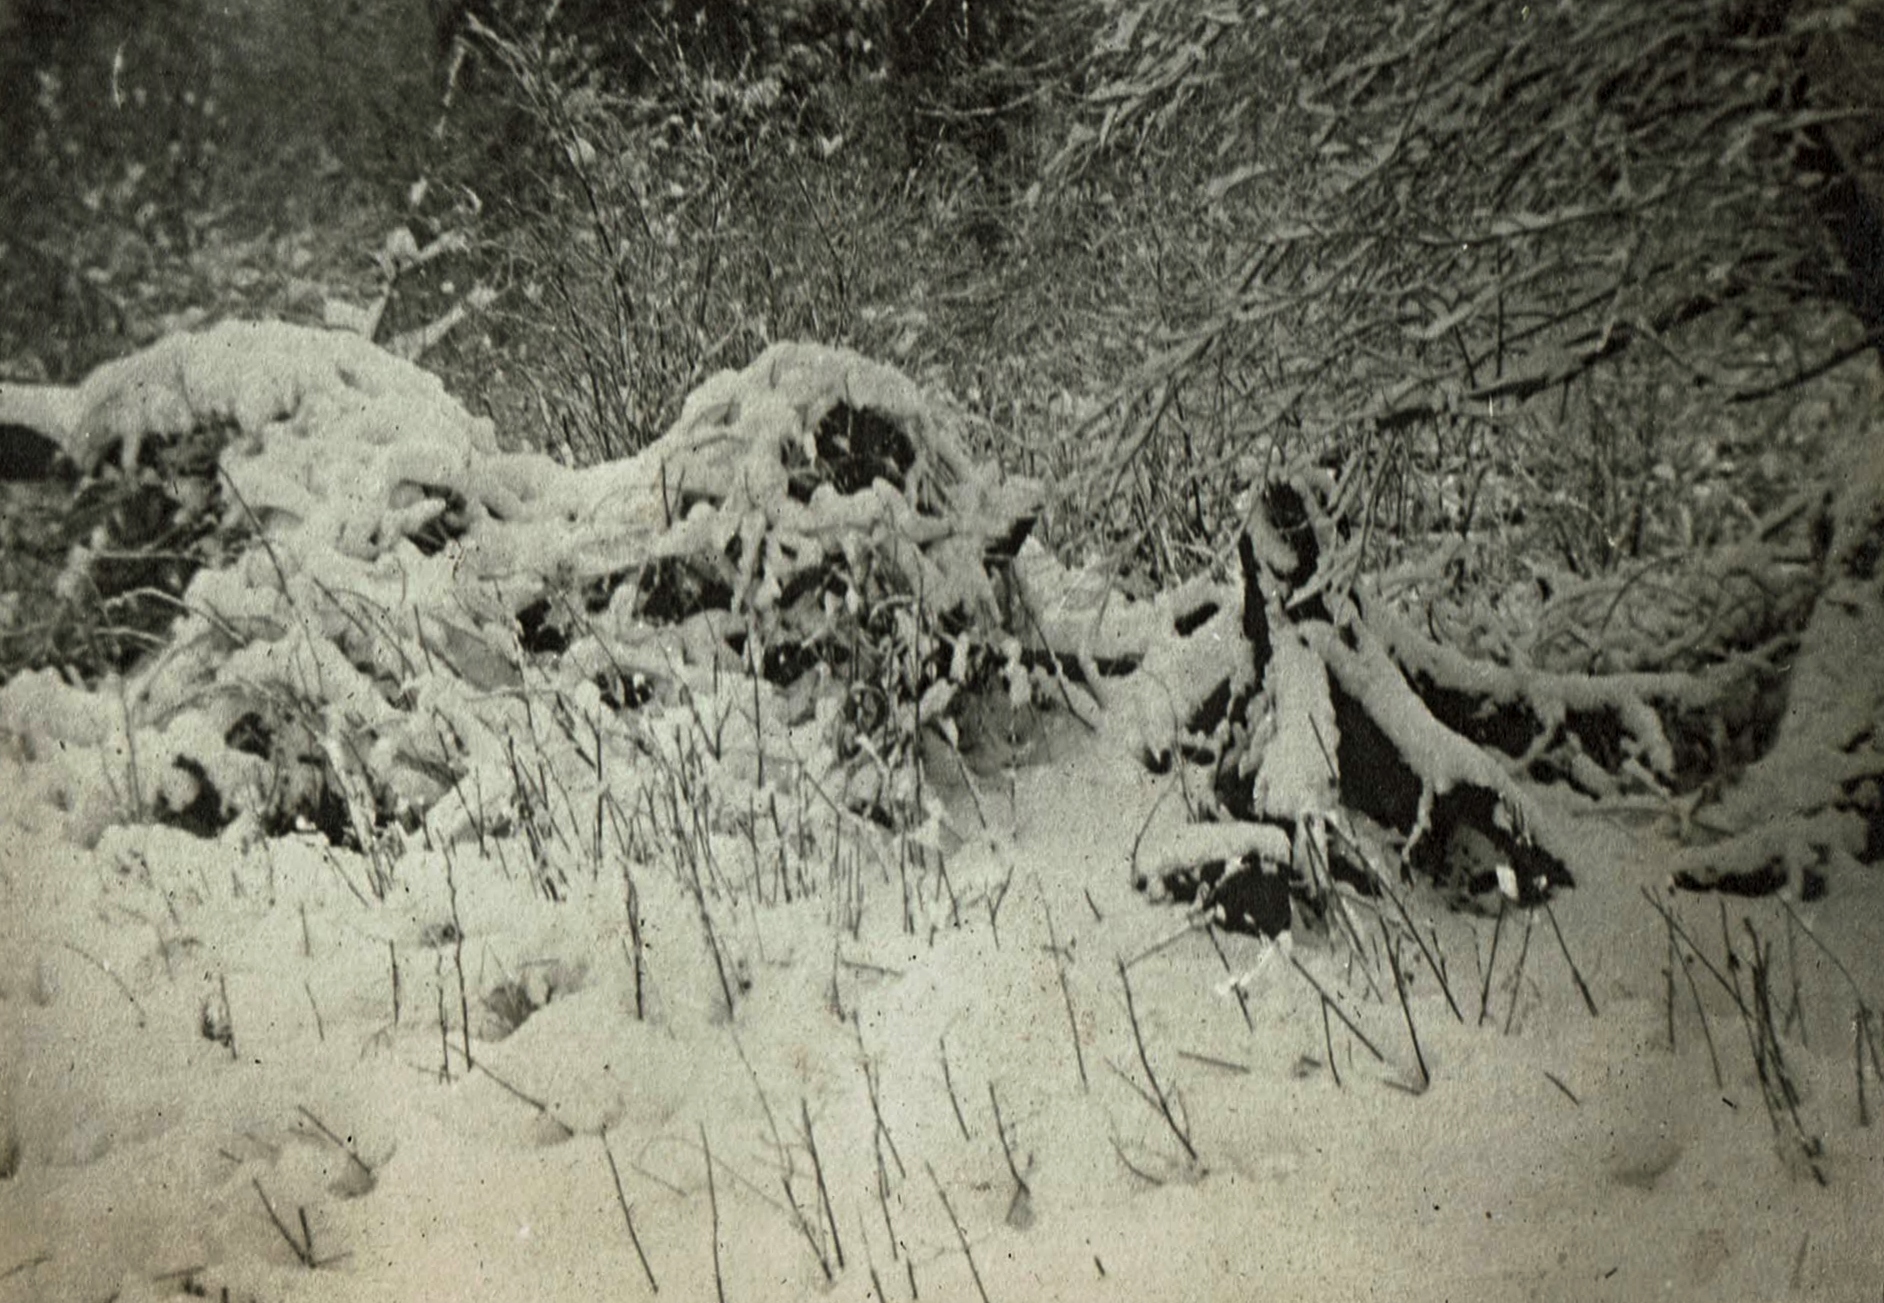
[1116,958,1198,1164]
[1042,897,1089,1090]
[701,1123,726,1303]
[926,1161,992,1303]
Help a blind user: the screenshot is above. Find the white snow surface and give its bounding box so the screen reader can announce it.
[4,733,1883,1302]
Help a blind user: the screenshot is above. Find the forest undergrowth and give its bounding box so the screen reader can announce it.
[2,4,1884,1296]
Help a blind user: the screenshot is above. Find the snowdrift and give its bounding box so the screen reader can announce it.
[0,321,1042,870]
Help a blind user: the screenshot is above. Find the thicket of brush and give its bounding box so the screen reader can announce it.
[4,0,1882,877]
[4,8,1884,1247]
[413,0,1882,573]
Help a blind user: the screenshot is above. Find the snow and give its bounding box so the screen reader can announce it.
[4,326,1883,1302]
[5,727,1884,1302]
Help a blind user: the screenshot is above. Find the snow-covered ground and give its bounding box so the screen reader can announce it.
[5,712,1882,1303]
[2,323,1881,1303]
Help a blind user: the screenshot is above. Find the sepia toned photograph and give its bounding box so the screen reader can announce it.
[2,2,1882,1298]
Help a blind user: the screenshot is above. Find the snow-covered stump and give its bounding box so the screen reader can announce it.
[1015,476,1587,937]
[1015,454,1884,937]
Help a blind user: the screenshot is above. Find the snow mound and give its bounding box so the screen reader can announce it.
[0,323,1042,867]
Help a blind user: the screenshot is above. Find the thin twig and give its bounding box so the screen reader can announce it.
[802,1099,845,1271]
[1117,958,1198,1163]
[987,1081,1030,1202]
[59,943,146,1026]
[251,1178,316,1268]
[1478,897,1506,1027]
[1108,1135,1166,1185]
[701,1123,726,1303]
[1681,943,1725,1089]
[1663,913,1677,1051]
[1381,885,1462,1021]
[462,1053,575,1140]
[602,1134,659,1293]
[1856,1008,1872,1128]
[444,850,474,1071]
[1177,1049,1251,1074]
[1286,953,1388,1064]
[1043,897,1089,1090]
[295,1106,372,1183]
[926,1162,992,1303]
[0,1255,52,1284]
[1321,998,1342,1088]
[1383,923,1429,1089]
[941,1034,972,1140]
[1542,900,1598,1017]
[1502,906,1536,1035]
